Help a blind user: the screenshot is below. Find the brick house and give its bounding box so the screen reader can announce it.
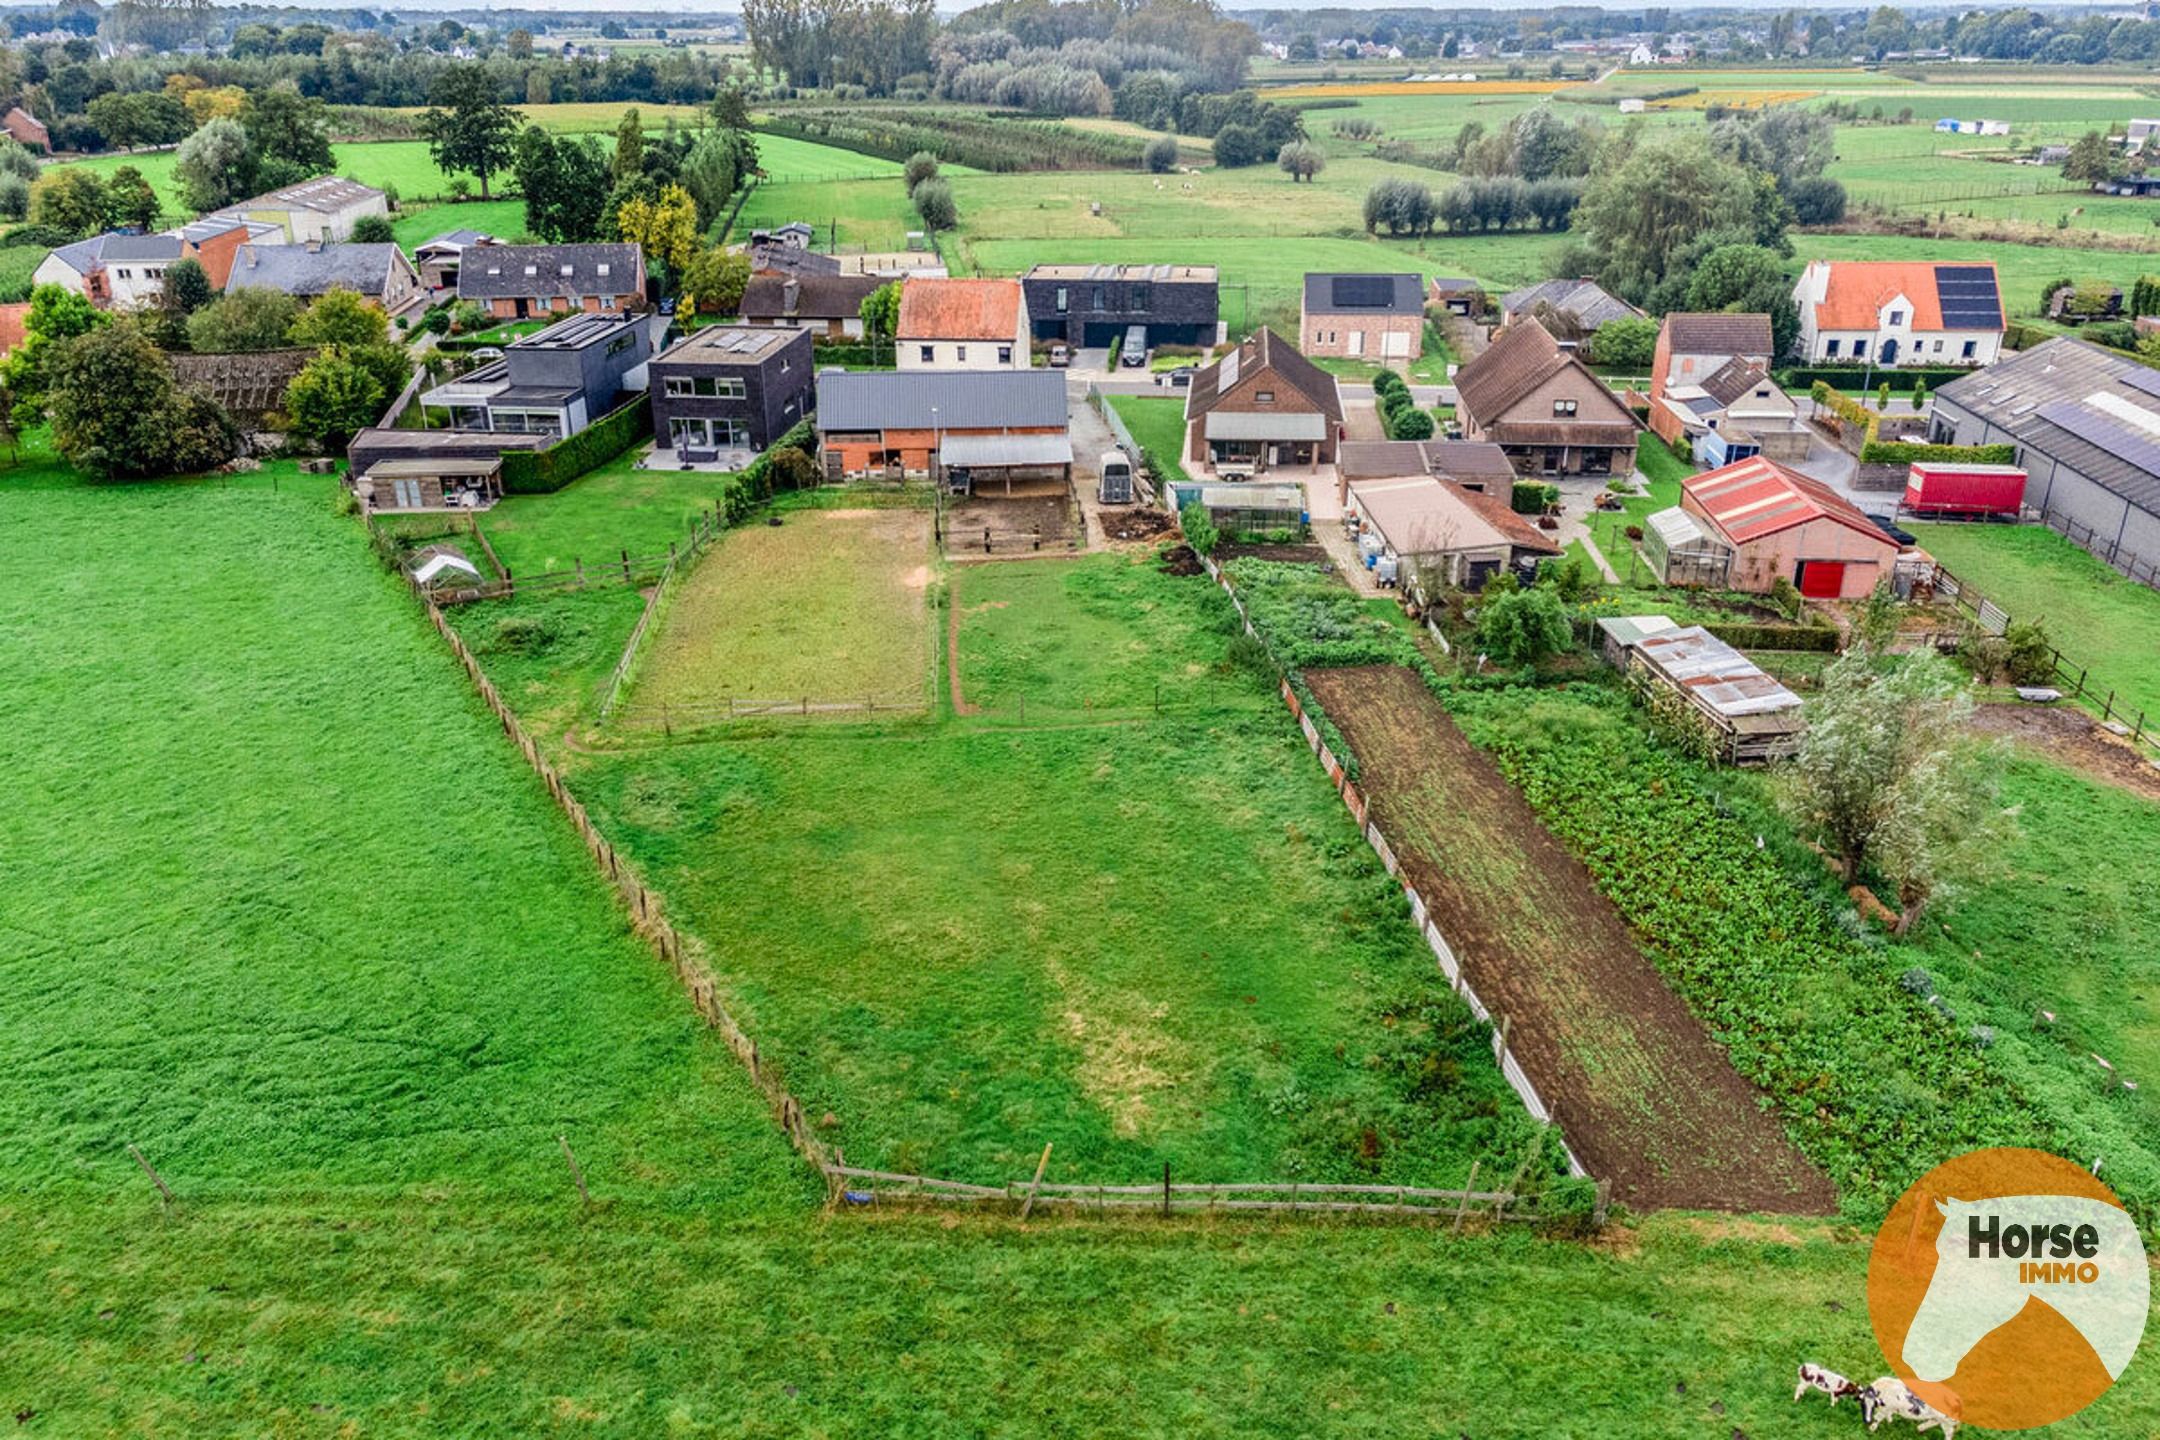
[1019,263,1219,348]
[3,106,50,152]
[1650,312,1773,406]
[1299,273,1424,361]
[896,278,1030,370]
[456,243,646,320]
[740,273,885,339]
[1453,318,1639,477]
[648,325,814,458]
[814,369,1069,480]
[1182,326,1343,475]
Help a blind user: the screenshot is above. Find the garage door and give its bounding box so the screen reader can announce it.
[1798,561,1845,598]
[1381,330,1411,358]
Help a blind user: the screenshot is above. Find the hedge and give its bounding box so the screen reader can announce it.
[1702,621,1841,653]
[809,342,893,368]
[1511,480,1558,514]
[1858,440,2018,466]
[500,399,654,494]
[716,417,821,524]
[1778,364,1974,393]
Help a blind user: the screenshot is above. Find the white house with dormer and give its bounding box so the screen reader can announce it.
[1791,259,2005,369]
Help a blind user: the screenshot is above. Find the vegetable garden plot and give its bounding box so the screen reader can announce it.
[1304,665,1837,1214]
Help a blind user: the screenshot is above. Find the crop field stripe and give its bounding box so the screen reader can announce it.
[1302,666,1837,1215]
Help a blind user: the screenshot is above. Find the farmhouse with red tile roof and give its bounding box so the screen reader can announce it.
[896,278,1029,370]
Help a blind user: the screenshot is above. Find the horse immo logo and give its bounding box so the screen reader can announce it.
[1869,1148,2150,1430]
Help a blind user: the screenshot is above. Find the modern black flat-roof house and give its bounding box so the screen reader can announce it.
[1020,263,1219,348]
[648,325,813,460]
[418,312,661,439]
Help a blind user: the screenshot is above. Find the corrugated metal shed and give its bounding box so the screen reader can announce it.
[1633,625,1803,719]
[939,433,1073,467]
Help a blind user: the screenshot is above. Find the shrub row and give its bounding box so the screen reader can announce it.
[1511,480,1559,515]
[1858,440,2018,466]
[716,417,821,524]
[1780,364,1973,393]
[760,109,1143,172]
[500,400,653,494]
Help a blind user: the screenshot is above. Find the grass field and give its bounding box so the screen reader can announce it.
[576,548,1556,1187]
[480,454,743,579]
[9,440,2160,1433]
[624,505,935,714]
[951,552,1257,714]
[0,471,805,1210]
[0,242,42,303]
[1912,755,2160,1107]
[1909,521,2160,724]
[391,197,529,250]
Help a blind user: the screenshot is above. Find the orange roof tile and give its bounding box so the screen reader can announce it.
[897,278,1023,342]
[1810,260,1998,332]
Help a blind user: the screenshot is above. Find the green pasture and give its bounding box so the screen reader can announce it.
[391,198,529,250]
[574,546,1551,1187]
[0,460,802,1209]
[1908,521,2160,723]
[0,242,41,303]
[1912,756,2160,1103]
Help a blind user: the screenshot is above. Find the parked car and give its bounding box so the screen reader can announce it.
[1121,325,1147,367]
[1158,366,1193,389]
[1047,343,1070,368]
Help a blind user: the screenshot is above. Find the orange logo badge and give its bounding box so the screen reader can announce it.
[1869,1148,2148,1430]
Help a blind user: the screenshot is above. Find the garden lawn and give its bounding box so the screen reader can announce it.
[0,243,43,303]
[480,455,743,579]
[0,472,806,1211]
[1908,520,2160,725]
[1106,394,1191,485]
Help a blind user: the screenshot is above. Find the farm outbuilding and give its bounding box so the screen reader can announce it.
[1681,455,1901,598]
[1597,616,1805,764]
[354,457,504,513]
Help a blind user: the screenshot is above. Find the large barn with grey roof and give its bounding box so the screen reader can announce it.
[1930,337,2160,574]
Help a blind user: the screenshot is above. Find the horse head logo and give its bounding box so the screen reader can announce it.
[1904,1194,2149,1385]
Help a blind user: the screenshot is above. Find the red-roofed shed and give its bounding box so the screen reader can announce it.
[1681,455,1900,598]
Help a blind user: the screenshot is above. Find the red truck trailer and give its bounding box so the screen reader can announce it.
[1903,461,2027,519]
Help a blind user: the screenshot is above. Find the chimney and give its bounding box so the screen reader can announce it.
[783,280,800,314]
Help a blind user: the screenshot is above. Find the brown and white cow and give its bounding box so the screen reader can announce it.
[1794,1362,1863,1406]
[1860,1377,1959,1438]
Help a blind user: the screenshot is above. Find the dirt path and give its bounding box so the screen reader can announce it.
[1306,666,1837,1214]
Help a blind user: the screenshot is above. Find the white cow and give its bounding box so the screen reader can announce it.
[1793,1361,1862,1406]
[1861,1378,1959,1438]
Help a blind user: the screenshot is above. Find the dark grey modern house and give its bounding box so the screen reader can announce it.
[417,312,662,439]
[648,326,814,458]
[1020,263,1220,348]
[1930,337,2160,571]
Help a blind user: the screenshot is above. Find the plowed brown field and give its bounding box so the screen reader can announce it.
[1307,666,1837,1214]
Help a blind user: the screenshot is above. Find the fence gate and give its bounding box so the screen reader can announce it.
[1976,597,2009,636]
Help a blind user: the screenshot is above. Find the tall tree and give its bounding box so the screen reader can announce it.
[46,322,239,480]
[28,168,107,237]
[241,87,334,183]
[1570,135,1753,300]
[613,107,646,186]
[418,64,520,201]
[614,183,699,284]
[103,164,161,231]
[513,128,612,243]
[2,283,109,429]
[174,116,255,213]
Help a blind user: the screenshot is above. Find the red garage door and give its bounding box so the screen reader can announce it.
[1798,561,1845,598]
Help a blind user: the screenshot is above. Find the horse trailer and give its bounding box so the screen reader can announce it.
[1098,449,1133,504]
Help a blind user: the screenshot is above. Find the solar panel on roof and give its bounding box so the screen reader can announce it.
[1332,275,1394,309]
[1934,265,2002,329]
[2119,366,2160,402]
[2038,401,2160,479]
